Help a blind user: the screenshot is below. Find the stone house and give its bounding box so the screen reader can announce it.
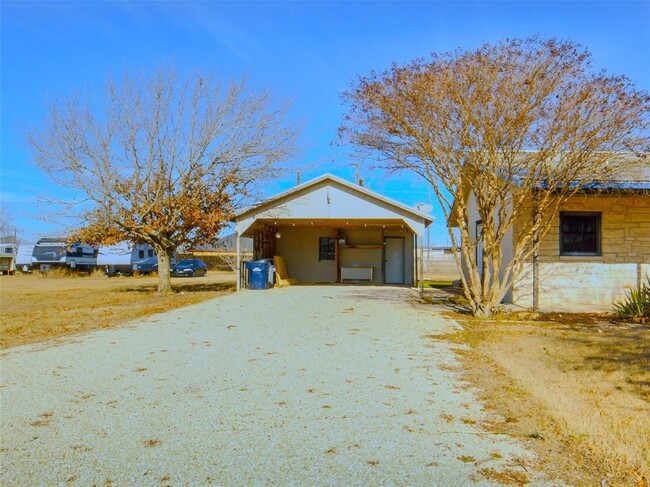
[456,167,650,310]
[232,174,433,290]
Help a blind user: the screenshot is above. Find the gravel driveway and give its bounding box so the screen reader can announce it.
[1,286,543,486]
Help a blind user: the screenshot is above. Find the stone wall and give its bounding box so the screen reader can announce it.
[512,193,650,309]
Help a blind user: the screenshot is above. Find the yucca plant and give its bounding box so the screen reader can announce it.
[614,277,650,321]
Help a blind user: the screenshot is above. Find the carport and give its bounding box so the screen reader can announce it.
[232,174,433,290]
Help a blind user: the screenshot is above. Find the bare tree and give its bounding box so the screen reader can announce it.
[0,207,9,239]
[0,207,18,244]
[29,67,298,293]
[341,37,650,316]
[216,251,252,272]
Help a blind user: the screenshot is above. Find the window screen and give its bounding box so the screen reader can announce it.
[559,212,601,256]
[319,237,336,261]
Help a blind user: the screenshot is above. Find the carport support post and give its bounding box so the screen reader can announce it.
[236,231,241,292]
[419,235,424,294]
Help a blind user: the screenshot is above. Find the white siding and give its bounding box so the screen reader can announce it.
[237,181,426,238]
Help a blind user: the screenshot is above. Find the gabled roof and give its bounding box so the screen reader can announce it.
[234,173,434,224]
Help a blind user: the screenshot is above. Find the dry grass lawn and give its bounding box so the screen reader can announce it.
[0,271,236,349]
[432,309,650,486]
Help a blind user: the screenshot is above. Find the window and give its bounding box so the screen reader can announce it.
[559,212,601,256]
[148,249,154,258]
[319,237,336,261]
[138,250,145,259]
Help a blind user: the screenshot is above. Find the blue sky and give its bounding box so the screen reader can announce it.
[2,1,649,244]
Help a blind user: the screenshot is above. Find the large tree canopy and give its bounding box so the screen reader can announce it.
[30,67,298,293]
[341,37,650,316]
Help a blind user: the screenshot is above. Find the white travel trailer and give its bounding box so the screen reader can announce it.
[31,238,98,272]
[97,242,156,276]
[0,242,18,275]
[15,244,35,273]
[15,240,156,275]
[65,242,99,271]
[31,238,68,272]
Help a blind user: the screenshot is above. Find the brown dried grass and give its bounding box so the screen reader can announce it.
[442,311,650,486]
[0,272,236,349]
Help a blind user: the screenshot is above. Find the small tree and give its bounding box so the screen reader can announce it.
[342,37,650,316]
[30,67,298,293]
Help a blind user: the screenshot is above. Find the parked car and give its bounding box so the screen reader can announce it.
[170,259,208,277]
[132,256,159,275]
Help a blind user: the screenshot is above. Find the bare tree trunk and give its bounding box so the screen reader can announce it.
[532,195,540,311]
[156,248,174,294]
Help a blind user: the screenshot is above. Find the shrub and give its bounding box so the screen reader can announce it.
[614,277,650,322]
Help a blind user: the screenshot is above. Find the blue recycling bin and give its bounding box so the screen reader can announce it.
[246,260,270,290]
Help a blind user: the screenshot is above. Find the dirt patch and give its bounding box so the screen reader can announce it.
[0,272,236,349]
[433,308,650,486]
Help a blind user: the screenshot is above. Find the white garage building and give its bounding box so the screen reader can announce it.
[233,174,433,290]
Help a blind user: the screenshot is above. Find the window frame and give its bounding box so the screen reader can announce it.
[559,211,602,257]
[318,237,336,261]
